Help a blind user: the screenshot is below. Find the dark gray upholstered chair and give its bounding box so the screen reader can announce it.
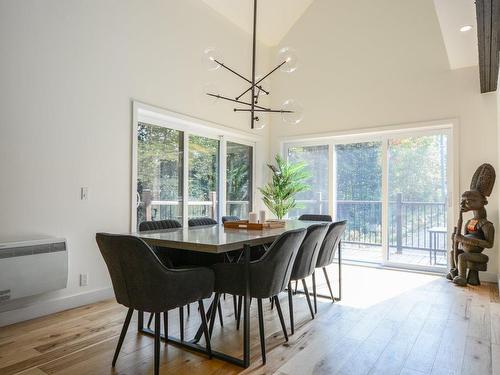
[138,219,193,334]
[211,228,307,363]
[313,220,347,308]
[95,233,213,375]
[298,214,333,222]
[139,219,182,231]
[221,215,240,223]
[138,219,181,268]
[188,217,218,226]
[287,223,328,334]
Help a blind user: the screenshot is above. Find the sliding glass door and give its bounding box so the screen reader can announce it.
[134,121,254,229]
[387,135,448,268]
[287,144,329,218]
[285,128,452,272]
[335,142,383,263]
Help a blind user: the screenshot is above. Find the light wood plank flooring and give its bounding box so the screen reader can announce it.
[0,265,499,375]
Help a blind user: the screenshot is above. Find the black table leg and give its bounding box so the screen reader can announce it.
[138,310,144,330]
[243,243,251,367]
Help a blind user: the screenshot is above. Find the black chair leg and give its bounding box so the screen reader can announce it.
[288,281,294,335]
[274,296,288,341]
[209,293,220,337]
[154,313,161,375]
[236,295,243,330]
[217,300,224,327]
[179,306,184,341]
[233,295,238,320]
[198,300,212,358]
[270,297,275,310]
[312,272,317,314]
[187,303,190,315]
[112,308,133,366]
[323,267,335,301]
[257,298,266,364]
[163,311,168,344]
[147,312,154,329]
[294,280,298,294]
[302,279,315,319]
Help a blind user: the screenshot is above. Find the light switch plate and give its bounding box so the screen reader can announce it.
[80,187,88,200]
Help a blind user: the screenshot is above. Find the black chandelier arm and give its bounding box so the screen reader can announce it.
[233,108,293,113]
[235,60,287,101]
[214,59,270,95]
[206,93,270,111]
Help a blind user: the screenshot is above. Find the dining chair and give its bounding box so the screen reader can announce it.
[221,215,240,223]
[211,228,307,364]
[188,217,218,226]
[95,233,213,375]
[138,219,192,336]
[298,214,333,222]
[287,223,328,334]
[313,220,347,310]
[184,217,226,326]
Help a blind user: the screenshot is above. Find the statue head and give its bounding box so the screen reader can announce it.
[460,190,488,212]
[460,163,495,213]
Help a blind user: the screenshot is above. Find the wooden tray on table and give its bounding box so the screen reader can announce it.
[223,220,286,230]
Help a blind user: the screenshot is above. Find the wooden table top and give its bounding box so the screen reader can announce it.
[132,220,326,253]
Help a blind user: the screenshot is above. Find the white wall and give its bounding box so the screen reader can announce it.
[0,0,270,325]
[269,0,499,279]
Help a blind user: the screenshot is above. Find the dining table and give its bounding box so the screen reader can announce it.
[131,219,342,368]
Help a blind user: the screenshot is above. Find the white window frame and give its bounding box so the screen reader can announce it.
[131,101,258,230]
[281,119,459,273]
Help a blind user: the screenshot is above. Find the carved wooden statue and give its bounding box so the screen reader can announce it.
[447,163,495,286]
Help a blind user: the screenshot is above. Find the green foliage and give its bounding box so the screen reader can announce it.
[188,135,218,201]
[259,154,311,219]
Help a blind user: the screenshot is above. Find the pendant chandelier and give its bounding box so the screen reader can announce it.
[203,0,303,130]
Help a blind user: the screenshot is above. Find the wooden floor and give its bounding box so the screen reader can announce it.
[1,265,499,375]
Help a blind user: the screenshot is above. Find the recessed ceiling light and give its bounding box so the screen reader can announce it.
[460,25,473,32]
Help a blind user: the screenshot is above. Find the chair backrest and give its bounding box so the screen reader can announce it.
[138,219,181,231]
[298,214,333,222]
[188,217,218,227]
[221,215,240,223]
[250,228,307,298]
[290,223,328,280]
[316,220,347,268]
[96,233,174,312]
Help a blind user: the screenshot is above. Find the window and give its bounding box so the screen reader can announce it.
[226,142,253,219]
[286,144,329,218]
[188,135,220,220]
[133,105,255,230]
[136,123,183,224]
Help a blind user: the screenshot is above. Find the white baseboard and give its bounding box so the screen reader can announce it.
[0,287,114,327]
[481,271,499,283]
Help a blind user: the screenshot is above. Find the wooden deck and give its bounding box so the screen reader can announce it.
[0,265,498,375]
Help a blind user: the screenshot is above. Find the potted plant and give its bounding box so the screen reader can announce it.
[259,154,311,220]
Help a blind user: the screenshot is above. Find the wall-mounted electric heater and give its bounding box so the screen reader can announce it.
[0,238,68,303]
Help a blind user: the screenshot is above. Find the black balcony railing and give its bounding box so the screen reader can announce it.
[296,193,448,253]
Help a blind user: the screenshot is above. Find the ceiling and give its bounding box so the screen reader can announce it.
[202,0,478,69]
[201,0,315,46]
[433,0,478,69]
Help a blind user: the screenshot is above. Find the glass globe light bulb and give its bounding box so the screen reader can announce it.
[253,114,267,130]
[203,47,221,71]
[281,99,303,125]
[277,47,299,73]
